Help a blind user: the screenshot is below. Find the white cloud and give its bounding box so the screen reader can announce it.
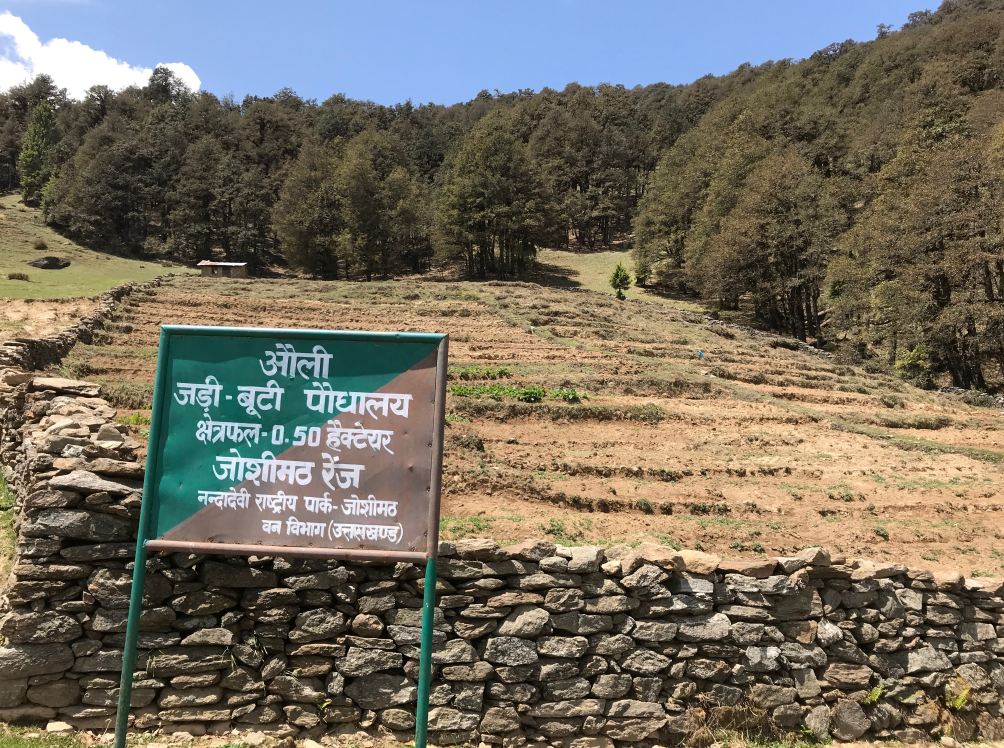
[0,12,200,98]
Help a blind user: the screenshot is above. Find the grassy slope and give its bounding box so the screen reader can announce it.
[0,194,192,300]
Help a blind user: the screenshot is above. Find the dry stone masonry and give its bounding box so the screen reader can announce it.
[1,285,1004,745]
[0,279,164,374]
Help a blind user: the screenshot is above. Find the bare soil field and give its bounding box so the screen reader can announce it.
[57,275,1004,575]
[0,297,98,339]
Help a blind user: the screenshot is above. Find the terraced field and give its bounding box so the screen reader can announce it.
[58,275,1004,573]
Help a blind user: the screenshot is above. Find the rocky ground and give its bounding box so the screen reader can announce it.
[6,724,1003,748]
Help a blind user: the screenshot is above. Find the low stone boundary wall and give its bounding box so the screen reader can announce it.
[1,287,1003,745]
[0,278,164,373]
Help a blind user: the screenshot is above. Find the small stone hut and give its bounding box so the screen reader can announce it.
[197,260,249,278]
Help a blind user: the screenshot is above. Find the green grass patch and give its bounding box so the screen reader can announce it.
[449,365,512,381]
[451,399,667,423]
[680,515,752,530]
[0,474,16,583]
[117,412,151,427]
[450,382,585,404]
[652,532,682,550]
[535,247,704,311]
[826,483,862,502]
[0,724,162,747]
[831,419,1004,464]
[872,413,953,430]
[0,735,83,748]
[729,540,767,555]
[541,517,597,545]
[439,514,525,539]
[92,380,153,410]
[441,515,493,538]
[895,476,972,491]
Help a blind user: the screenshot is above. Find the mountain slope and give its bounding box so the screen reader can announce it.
[634,0,1004,389]
[60,274,1004,573]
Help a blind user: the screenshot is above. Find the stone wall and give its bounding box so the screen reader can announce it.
[0,279,164,373]
[2,295,1004,745]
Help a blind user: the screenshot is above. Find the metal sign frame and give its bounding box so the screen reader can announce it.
[114,325,448,748]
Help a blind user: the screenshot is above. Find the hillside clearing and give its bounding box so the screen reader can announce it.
[535,246,704,310]
[56,275,1004,573]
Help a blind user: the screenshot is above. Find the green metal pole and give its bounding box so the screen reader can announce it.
[414,556,437,748]
[112,536,148,748]
[114,328,169,748]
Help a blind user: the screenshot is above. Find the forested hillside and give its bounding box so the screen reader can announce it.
[633,0,1004,389]
[4,0,1004,388]
[0,67,746,279]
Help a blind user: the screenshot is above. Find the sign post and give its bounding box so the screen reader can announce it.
[114,325,448,748]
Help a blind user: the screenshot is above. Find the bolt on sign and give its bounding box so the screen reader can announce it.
[115,325,447,748]
[146,325,447,559]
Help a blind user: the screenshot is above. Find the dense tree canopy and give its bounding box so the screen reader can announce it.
[436,111,555,279]
[633,0,1004,387]
[0,66,736,279]
[6,0,1004,387]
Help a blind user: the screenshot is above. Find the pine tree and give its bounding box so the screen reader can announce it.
[273,141,343,278]
[17,102,57,205]
[610,262,632,300]
[436,111,554,279]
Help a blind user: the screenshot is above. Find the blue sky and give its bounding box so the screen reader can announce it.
[1,0,935,103]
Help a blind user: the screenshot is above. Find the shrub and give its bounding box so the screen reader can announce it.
[895,344,933,387]
[6,272,29,281]
[551,387,583,404]
[32,238,47,251]
[448,433,485,452]
[118,412,151,427]
[961,390,1000,408]
[514,385,546,403]
[879,393,905,409]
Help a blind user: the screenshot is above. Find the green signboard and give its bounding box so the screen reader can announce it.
[145,325,447,560]
[115,325,448,748]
